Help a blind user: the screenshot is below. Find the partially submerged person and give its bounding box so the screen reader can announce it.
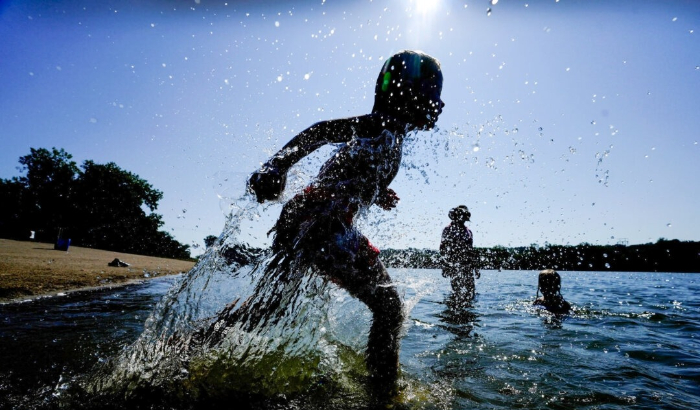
[440,205,479,301]
[533,269,571,314]
[243,50,444,398]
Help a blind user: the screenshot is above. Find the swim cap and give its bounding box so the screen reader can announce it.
[373,50,442,117]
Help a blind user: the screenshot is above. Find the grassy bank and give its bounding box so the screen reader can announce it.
[0,239,195,303]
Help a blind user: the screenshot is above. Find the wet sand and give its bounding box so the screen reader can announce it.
[0,239,195,303]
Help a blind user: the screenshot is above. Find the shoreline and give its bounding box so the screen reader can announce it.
[0,239,195,304]
[0,275,180,305]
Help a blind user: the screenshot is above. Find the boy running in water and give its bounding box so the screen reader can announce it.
[246,50,444,397]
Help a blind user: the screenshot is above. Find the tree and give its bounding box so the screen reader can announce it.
[72,160,189,258]
[0,178,28,239]
[72,160,162,247]
[0,147,191,260]
[15,148,79,241]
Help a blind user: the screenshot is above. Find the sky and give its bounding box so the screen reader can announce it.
[1,0,698,256]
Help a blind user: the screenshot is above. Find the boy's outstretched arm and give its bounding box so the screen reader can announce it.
[247,118,359,203]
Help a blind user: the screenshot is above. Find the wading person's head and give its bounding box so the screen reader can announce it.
[537,269,562,298]
[448,205,471,223]
[372,50,444,130]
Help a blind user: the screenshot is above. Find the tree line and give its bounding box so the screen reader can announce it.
[7,148,693,269]
[0,147,191,260]
[380,239,700,273]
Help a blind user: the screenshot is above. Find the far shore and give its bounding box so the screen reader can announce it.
[0,239,195,303]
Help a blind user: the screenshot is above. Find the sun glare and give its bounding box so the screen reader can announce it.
[415,0,438,15]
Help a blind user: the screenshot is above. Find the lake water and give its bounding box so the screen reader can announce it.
[1,269,698,410]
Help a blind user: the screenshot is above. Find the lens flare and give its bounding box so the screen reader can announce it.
[415,0,438,14]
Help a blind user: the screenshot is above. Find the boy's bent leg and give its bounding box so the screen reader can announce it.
[363,276,403,388]
[321,230,404,397]
[344,239,404,394]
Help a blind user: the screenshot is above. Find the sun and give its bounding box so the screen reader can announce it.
[415,0,439,15]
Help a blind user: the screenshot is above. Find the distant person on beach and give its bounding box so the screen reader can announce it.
[533,269,571,314]
[440,205,480,300]
[241,50,444,399]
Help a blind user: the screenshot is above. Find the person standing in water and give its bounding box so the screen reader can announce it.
[244,50,444,398]
[533,269,571,314]
[440,205,480,300]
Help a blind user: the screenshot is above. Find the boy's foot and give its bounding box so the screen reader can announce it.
[367,372,406,409]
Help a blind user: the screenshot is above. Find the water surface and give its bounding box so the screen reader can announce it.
[1,270,698,409]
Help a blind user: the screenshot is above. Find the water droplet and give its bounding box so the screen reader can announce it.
[486,8,492,16]
[275,21,280,27]
[472,144,480,152]
[277,75,283,82]
[667,223,672,227]
[491,0,498,5]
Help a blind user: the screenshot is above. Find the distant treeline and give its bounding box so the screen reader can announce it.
[0,147,192,260]
[381,239,700,273]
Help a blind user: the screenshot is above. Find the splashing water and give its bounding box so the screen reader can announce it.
[67,192,433,409]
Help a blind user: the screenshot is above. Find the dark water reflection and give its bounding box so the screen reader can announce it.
[0,277,178,409]
[1,270,699,409]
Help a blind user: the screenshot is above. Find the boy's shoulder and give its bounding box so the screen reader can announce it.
[340,113,406,128]
[328,113,404,138]
[317,114,382,132]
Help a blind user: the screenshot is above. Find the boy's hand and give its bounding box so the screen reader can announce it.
[247,165,287,203]
[376,188,399,210]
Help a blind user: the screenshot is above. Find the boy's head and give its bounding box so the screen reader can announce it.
[537,269,562,297]
[373,50,444,129]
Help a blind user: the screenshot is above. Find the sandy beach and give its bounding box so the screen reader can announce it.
[0,239,195,303]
